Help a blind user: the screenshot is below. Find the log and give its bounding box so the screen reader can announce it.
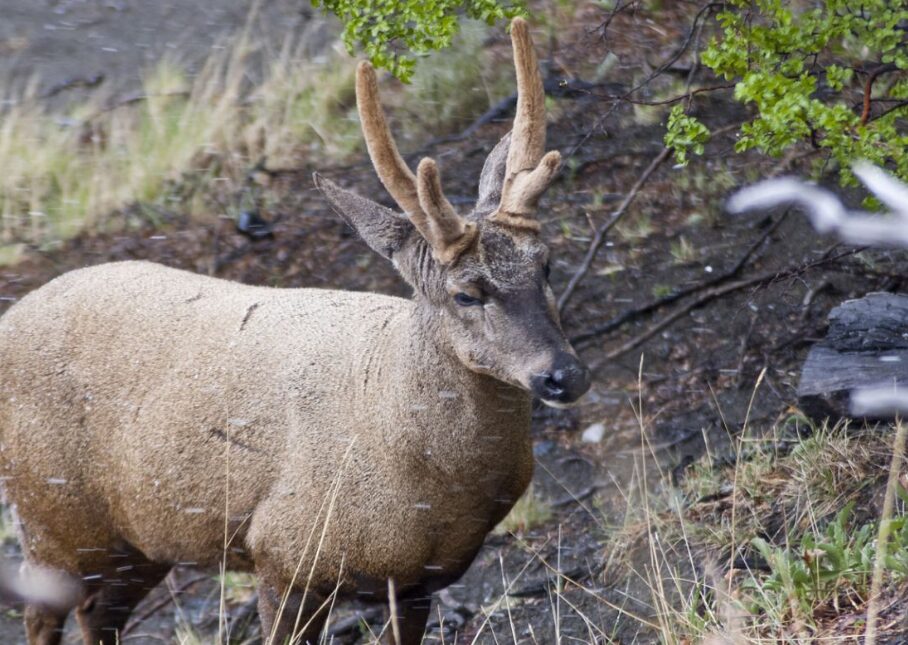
[798,292,908,421]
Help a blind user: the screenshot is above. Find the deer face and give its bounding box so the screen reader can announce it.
[433,222,588,405]
[315,18,590,406]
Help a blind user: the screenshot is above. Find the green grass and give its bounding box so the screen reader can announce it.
[495,484,553,535]
[609,419,908,643]
[669,235,697,264]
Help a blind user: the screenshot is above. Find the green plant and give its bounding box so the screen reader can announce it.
[615,212,654,241]
[669,235,697,264]
[665,104,710,166]
[666,1,908,185]
[494,485,552,535]
[216,571,257,605]
[312,0,525,81]
[748,504,877,623]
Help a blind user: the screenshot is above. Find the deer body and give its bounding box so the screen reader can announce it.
[0,260,532,583]
[0,19,589,645]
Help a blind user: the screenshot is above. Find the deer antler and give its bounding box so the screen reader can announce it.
[356,62,476,264]
[491,17,561,231]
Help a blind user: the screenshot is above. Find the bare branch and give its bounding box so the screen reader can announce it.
[557,147,671,313]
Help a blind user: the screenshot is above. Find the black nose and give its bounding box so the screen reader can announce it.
[531,353,591,404]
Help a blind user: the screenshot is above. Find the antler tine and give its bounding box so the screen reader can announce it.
[416,159,477,264]
[507,17,546,176]
[355,61,427,230]
[491,18,560,231]
[356,61,476,264]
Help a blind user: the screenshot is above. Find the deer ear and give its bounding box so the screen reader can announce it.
[314,173,415,260]
[475,132,511,215]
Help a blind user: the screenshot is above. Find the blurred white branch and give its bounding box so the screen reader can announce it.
[851,387,908,418]
[0,561,79,609]
[728,162,908,418]
[727,162,908,248]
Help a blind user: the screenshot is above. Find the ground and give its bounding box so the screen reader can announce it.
[1,1,907,643]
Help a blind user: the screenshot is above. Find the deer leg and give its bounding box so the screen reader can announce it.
[75,561,170,645]
[256,578,328,645]
[384,591,432,645]
[24,604,69,645]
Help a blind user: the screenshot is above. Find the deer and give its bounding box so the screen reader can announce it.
[0,17,589,645]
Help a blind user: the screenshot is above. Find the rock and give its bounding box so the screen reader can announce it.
[798,292,908,421]
[581,422,605,443]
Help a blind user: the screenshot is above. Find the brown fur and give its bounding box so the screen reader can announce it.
[0,17,587,645]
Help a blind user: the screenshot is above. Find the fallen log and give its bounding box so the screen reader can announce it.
[799,292,908,421]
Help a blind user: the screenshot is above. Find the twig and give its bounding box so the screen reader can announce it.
[596,0,640,40]
[597,248,858,362]
[625,2,724,100]
[121,573,210,636]
[861,63,899,125]
[570,210,788,346]
[508,562,605,598]
[85,91,191,122]
[326,605,384,637]
[564,1,723,161]
[414,77,615,155]
[551,483,603,507]
[557,147,672,313]
[611,83,735,106]
[870,99,908,123]
[40,74,105,101]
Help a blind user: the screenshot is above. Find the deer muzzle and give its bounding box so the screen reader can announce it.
[531,351,591,406]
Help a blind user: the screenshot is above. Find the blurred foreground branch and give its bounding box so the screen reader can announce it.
[729,162,908,417]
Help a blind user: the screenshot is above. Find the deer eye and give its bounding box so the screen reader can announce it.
[454,292,482,307]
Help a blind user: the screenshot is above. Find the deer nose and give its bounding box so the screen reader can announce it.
[531,353,591,404]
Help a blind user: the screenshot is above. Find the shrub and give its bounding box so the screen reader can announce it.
[666,1,908,185]
[312,0,525,81]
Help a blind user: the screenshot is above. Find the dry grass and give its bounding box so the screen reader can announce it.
[0,18,359,249]
[608,416,908,644]
[0,18,510,259]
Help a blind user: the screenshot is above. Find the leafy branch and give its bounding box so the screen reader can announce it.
[311,0,525,81]
[665,0,908,185]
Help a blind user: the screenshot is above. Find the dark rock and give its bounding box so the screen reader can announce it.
[798,292,908,421]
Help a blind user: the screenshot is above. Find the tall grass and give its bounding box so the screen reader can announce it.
[0,19,511,258]
[0,17,360,250]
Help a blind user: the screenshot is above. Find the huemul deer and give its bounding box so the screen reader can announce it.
[0,17,589,645]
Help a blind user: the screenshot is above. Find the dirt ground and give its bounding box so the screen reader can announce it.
[1,1,905,643]
[0,0,322,100]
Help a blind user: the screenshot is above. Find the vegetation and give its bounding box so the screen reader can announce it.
[312,0,524,81]
[1,32,359,250]
[667,1,908,186]
[617,420,908,641]
[2,2,908,642]
[0,20,510,253]
[495,485,553,535]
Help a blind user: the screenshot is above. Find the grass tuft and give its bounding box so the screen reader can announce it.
[495,485,553,535]
[0,18,509,260]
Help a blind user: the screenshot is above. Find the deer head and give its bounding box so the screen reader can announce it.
[315,18,590,407]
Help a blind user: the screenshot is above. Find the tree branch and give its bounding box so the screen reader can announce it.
[861,63,899,125]
[595,248,859,363]
[557,147,672,313]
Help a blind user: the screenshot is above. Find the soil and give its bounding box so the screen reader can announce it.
[0,0,321,102]
[1,1,904,643]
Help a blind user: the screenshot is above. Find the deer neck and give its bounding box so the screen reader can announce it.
[363,299,532,454]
